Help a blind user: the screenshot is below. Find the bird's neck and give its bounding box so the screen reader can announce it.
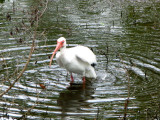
[60,45,66,52]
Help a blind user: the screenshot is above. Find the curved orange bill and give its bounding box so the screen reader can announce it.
[49,51,56,67]
[49,42,62,67]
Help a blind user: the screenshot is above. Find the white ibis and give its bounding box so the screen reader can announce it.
[49,37,97,83]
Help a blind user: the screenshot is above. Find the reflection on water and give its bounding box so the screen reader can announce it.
[0,0,160,119]
[57,80,96,119]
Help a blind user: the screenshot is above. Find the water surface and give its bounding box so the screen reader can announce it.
[0,0,160,119]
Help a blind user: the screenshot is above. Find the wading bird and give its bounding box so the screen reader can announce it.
[49,37,97,84]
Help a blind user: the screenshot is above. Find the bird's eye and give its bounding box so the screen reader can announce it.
[62,41,64,43]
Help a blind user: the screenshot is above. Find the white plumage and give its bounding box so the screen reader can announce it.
[49,37,97,83]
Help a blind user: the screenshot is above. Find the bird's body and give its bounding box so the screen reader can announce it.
[56,45,97,78]
[49,37,97,83]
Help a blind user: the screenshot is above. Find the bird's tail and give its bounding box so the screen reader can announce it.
[85,67,97,78]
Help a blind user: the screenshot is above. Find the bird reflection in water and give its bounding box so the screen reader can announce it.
[57,78,96,119]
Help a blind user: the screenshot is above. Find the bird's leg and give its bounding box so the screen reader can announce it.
[70,73,74,82]
[82,71,86,83]
[82,76,86,83]
[82,76,86,89]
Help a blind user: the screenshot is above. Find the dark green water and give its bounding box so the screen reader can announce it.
[0,0,160,119]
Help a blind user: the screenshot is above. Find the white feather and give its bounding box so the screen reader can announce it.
[53,37,97,79]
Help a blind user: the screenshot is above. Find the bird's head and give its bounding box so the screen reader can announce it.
[49,37,66,67]
[57,37,66,48]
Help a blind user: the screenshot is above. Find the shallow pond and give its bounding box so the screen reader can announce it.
[0,0,160,119]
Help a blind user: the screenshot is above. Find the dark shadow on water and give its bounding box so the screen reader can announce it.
[57,78,96,119]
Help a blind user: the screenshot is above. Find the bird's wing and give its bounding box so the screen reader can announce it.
[74,46,97,65]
